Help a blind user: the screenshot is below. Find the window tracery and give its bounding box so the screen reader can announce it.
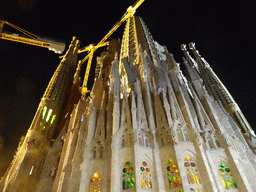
[122,161,135,190]
[218,162,237,190]
[184,156,202,188]
[166,159,183,191]
[140,161,152,189]
[89,172,101,192]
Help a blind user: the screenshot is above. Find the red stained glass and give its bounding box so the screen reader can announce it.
[142,161,147,166]
[184,162,190,167]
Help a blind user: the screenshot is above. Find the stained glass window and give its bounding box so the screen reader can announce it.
[166,158,183,191]
[218,162,237,190]
[46,109,53,123]
[50,114,56,126]
[42,106,47,119]
[184,156,202,188]
[122,161,135,190]
[89,172,101,192]
[140,161,152,189]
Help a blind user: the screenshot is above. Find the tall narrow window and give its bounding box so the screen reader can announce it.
[145,135,148,147]
[140,161,152,189]
[41,106,47,119]
[218,162,237,189]
[166,159,183,191]
[100,147,103,158]
[161,137,165,146]
[122,139,125,147]
[89,172,101,192]
[50,114,56,126]
[46,109,53,123]
[139,137,143,146]
[128,134,131,146]
[122,161,135,190]
[93,150,96,158]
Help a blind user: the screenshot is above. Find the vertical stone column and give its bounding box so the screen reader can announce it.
[152,130,165,191]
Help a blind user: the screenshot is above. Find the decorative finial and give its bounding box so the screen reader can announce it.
[180,44,189,55]
[189,42,200,56]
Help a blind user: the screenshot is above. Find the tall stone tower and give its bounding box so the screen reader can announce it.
[1,16,256,192]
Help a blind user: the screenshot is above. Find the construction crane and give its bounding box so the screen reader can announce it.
[77,0,145,95]
[0,20,65,54]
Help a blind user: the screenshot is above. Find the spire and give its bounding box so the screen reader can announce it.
[94,91,107,142]
[188,42,255,136]
[43,37,79,102]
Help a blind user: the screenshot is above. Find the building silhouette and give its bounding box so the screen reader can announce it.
[1,16,256,192]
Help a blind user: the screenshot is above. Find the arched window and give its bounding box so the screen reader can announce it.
[218,162,237,189]
[166,159,183,191]
[128,133,132,146]
[177,128,184,141]
[122,161,135,190]
[184,156,202,186]
[93,150,96,158]
[122,135,125,148]
[206,137,214,149]
[100,147,103,158]
[140,161,152,189]
[145,135,149,147]
[166,134,171,143]
[184,133,189,142]
[89,172,101,192]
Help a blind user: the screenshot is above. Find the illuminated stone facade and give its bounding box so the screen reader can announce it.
[1,16,256,192]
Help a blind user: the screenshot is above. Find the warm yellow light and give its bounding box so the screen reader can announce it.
[94,172,99,178]
[46,109,53,123]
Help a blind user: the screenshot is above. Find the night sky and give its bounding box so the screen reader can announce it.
[1,0,256,177]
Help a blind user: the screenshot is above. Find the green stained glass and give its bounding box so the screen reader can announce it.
[125,161,130,167]
[131,177,135,188]
[175,190,179,192]
[46,109,53,123]
[225,168,230,173]
[169,177,172,185]
[168,159,174,164]
[126,172,130,176]
[131,173,134,176]
[140,167,144,171]
[42,106,47,119]
[167,166,171,171]
[180,190,183,192]
[127,178,131,189]
[231,179,237,188]
[123,168,127,173]
[219,162,225,168]
[226,178,233,189]
[122,174,125,177]
[218,169,224,173]
[50,114,56,126]
[172,175,176,182]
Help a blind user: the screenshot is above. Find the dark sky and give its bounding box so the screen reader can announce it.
[1,0,256,177]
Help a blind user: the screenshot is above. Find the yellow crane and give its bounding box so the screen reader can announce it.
[0,20,65,54]
[77,0,145,95]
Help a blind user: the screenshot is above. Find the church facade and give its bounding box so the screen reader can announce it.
[1,16,256,192]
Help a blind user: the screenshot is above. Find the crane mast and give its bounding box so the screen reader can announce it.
[78,0,145,95]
